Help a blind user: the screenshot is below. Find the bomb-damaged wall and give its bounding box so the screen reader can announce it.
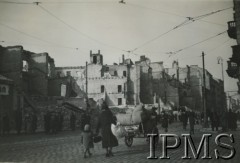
[0,45,54,96]
[0,46,24,92]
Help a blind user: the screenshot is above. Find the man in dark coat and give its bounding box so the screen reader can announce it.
[44,111,51,134]
[228,109,235,131]
[188,110,195,135]
[31,113,37,134]
[96,101,118,157]
[150,107,158,126]
[58,112,64,132]
[2,113,10,135]
[221,111,228,132]
[161,111,169,132]
[210,111,219,131]
[15,109,22,135]
[182,111,188,130]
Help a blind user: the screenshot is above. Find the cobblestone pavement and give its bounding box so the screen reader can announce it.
[0,122,239,163]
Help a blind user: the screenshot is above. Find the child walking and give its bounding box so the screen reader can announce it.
[81,124,94,158]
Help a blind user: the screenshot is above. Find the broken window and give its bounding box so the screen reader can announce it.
[118,98,122,105]
[22,60,28,72]
[123,71,127,77]
[101,85,104,93]
[57,72,61,77]
[48,63,51,77]
[118,85,122,93]
[66,71,71,76]
[93,56,97,64]
[114,71,118,76]
[1,86,6,93]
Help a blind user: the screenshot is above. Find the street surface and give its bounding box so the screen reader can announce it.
[0,122,239,163]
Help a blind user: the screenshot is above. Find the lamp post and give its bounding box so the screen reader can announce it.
[217,57,226,112]
[217,57,224,90]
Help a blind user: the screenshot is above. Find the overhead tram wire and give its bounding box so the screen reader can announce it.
[168,30,227,58]
[34,2,127,53]
[0,22,81,51]
[0,1,113,4]
[128,6,232,53]
[126,2,228,27]
[36,1,114,4]
[0,1,32,5]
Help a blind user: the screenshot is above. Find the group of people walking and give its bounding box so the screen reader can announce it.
[178,108,239,134]
[81,101,118,158]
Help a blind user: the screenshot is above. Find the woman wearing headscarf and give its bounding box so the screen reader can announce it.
[96,101,118,157]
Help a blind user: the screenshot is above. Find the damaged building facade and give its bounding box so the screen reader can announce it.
[54,50,146,106]
[0,45,56,130]
[0,44,226,123]
[166,62,226,113]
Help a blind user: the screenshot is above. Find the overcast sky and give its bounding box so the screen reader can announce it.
[0,0,238,93]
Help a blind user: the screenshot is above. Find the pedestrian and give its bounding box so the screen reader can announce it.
[52,112,58,134]
[81,111,91,131]
[221,111,228,132]
[2,113,10,135]
[161,111,168,132]
[31,113,37,134]
[81,124,94,158]
[70,112,76,131]
[44,111,51,134]
[96,101,118,157]
[58,112,64,132]
[24,113,30,134]
[228,109,235,131]
[188,110,195,135]
[212,112,219,131]
[182,111,188,130]
[200,112,204,124]
[233,112,237,131]
[15,109,22,135]
[150,107,158,126]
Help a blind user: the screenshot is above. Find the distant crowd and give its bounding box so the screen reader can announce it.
[0,108,92,136]
[0,106,239,136]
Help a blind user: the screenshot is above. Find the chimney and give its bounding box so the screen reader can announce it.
[90,50,92,56]
[140,55,145,61]
[98,50,100,54]
[122,54,125,64]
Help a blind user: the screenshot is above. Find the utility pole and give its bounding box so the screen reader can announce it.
[202,52,208,128]
[85,62,88,109]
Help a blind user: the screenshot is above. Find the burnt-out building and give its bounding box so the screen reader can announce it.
[135,55,154,104]
[0,45,55,96]
[0,45,55,123]
[54,51,145,106]
[167,63,226,113]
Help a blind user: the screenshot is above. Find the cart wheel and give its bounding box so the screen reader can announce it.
[125,136,133,147]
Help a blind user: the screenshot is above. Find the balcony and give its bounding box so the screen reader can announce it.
[227,21,237,39]
[226,60,239,79]
[231,45,240,65]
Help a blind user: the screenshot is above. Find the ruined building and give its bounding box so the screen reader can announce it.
[55,51,151,106]
[0,45,55,126]
[166,62,226,113]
